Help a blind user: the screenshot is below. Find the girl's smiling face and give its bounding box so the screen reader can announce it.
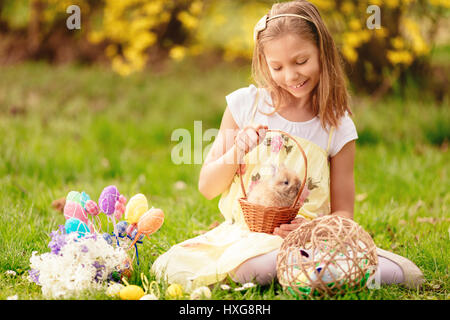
[263,33,320,102]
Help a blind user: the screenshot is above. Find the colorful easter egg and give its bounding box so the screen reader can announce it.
[63,200,89,224]
[130,229,144,242]
[65,218,90,238]
[114,201,125,220]
[85,200,99,216]
[124,194,149,224]
[102,233,113,245]
[137,208,164,235]
[98,185,120,216]
[166,283,183,299]
[116,221,128,235]
[118,195,127,205]
[80,191,91,211]
[66,191,82,204]
[127,207,165,249]
[114,211,123,220]
[115,201,125,214]
[119,285,145,300]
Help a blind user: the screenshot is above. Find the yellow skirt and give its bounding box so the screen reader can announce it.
[150,221,283,292]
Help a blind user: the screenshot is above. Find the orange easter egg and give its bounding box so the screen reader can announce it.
[137,208,164,235]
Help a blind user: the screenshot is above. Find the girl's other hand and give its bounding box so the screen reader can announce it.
[273,216,307,238]
[234,124,268,161]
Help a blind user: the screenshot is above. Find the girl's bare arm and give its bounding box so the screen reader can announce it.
[198,107,240,199]
[198,107,267,200]
[329,140,356,219]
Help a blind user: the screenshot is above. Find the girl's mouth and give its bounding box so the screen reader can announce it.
[288,79,308,90]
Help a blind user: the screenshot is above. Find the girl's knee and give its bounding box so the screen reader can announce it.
[230,250,278,285]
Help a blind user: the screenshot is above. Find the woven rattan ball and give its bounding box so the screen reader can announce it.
[277,215,378,298]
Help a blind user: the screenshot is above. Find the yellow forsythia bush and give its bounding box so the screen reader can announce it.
[2,0,447,90]
[308,0,449,91]
[86,0,204,76]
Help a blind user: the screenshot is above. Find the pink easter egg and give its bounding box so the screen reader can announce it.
[115,201,125,214]
[63,200,88,224]
[118,195,127,205]
[98,185,120,216]
[114,210,123,220]
[114,201,125,220]
[85,200,99,216]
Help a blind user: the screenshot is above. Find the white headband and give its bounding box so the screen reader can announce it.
[253,14,313,42]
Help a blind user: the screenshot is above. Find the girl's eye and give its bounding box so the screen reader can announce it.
[272,60,307,70]
[284,180,289,185]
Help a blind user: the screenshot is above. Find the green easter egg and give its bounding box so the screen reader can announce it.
[66,191,82,205]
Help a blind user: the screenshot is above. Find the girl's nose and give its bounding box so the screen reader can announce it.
[285,67,300,84]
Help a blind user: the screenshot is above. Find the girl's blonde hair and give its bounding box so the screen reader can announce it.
[252,0,351,129]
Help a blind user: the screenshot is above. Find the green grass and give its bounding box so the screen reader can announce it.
[0,60,448,300]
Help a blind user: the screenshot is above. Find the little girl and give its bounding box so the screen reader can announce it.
[151,0,424,292]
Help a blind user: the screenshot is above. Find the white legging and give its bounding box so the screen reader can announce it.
[230,249,405,286]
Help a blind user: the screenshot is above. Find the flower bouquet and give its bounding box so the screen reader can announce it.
[28,185,164,298]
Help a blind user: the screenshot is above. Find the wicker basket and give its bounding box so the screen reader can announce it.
[276,215,378,298]
[238,129,308,234]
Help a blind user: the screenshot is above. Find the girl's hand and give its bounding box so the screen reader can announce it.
[234,124,268,161]
[273,216,307,238]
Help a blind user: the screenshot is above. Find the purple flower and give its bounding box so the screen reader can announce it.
[92,261,106,282]
[81,245,89,253]
[29,269,40,284]
[85,233,97,241]
[48,225,67,255]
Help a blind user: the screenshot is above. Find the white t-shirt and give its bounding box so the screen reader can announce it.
[226,84,358,158]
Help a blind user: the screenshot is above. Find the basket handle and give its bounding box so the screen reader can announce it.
[239,129,308,208]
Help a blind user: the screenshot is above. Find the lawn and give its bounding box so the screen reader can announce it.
[0,60,448,300]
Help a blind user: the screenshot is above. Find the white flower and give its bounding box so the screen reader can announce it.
[106,283,124,298]
[5,270,17,276]
[7,295,18,300]
[190,286,212,300]
[220,284,231,290]
[174,181,187,190]
[29,232,129,299]
[234,282,256,291]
